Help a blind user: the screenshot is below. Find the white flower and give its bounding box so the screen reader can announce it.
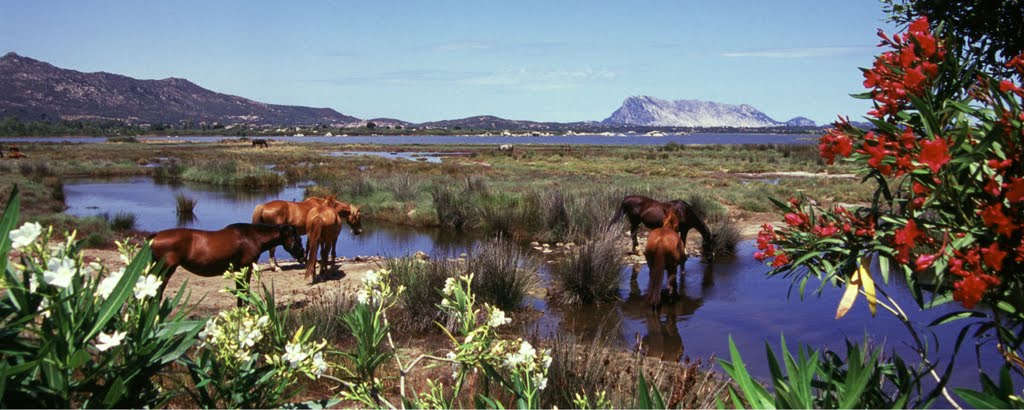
[532,373,548,390]
[198,319,219,342]
[518,340,537,362]
[487,307,511,328]
[37,297,50,318]
[238,325,263,348]
[133,274,163,300]
[95,330,126,352]
[540,349,552,370]
[362,270,379,287]
[442,277,457,296]
[312,351,328,377]
[9,222,42,249]
[43,256,77,289]
[29,274,39,293]
[283,342,309,367]
[256,315,269,328]
[505,340,537,370]
[95,268,125,299]
[356,289,370,305]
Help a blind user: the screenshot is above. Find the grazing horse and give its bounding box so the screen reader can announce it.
[644,207,685,308]
[147,223,306,306]
[303,199,343,283]
[608,195,716,261]
[252,196,364,270]
[251,139,269,148]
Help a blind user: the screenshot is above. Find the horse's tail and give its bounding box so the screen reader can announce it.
[304,215,323,280]
[607,202,626,231]
[646,250,664,308]
[251,204,265,224]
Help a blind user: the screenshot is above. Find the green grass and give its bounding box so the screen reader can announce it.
[465,235,541,312]
[550,230,626,305]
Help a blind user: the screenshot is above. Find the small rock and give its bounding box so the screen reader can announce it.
[542,249,553,254]
[530,241,540,246]
[542,243,550,248]
[460,253,468,258]
[556,242,564,247]
[414,251,430,261]
[533,246,544,251]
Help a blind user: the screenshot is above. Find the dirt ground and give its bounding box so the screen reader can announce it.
[82,248,384,317]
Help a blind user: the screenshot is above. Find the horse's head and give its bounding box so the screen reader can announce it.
[346,205,364,235]
[701,234,717,263]
[280,225,306,264]
[662,205,680,230]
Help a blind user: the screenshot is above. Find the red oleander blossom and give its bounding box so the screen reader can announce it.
[953,274,989,309]
[979,203,1016,236]
[893,219,924,263]
[1007,178,1024,202]
[982,242,1008,271]
[919,137,950,173]
[915,253,937,272]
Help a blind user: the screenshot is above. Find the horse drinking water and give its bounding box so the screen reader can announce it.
[608,195,716,261]
[251,196,364,270]
[148,223,306,306]
[644,205,686,308]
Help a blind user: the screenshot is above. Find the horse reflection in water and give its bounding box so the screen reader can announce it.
[623,262,715,362]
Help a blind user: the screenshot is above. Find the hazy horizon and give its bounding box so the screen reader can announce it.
[0,1,897,125]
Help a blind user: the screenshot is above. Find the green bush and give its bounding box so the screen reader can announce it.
[550,230,626,305]
[465,235,540,312]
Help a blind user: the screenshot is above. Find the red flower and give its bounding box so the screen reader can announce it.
[1007,178,1024,202]
[904,66,928,93]
[980,203,1016,236]
[908,16,930,34]
[771,253,790,267]
[953,275,988,309]
[981,242,1007,271]
[919,138,950,173]
[893,219,924,263]
[783,212,807,227]
[914,32,937,58]
[915,253,937,272]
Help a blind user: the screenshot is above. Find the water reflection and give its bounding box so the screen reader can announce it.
[624,264,715,362]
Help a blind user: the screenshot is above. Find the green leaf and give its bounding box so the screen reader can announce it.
[953,388,1012,409]
[0,186,21,282]
[929,310,986,327]
[101,376,127,407]
[637,373,652,409]
[85,243,150,341]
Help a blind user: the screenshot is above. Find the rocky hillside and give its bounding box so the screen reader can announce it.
[602,95,813,128]
[0,52,360,126]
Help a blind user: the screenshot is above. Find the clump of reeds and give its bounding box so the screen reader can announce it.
[380,172,420,201]
[430,183,479,231]
[281,289,356,344]
[180,159,285,188]
[175,192,197,215]
[465,235,540,312]
[109,211,137,231]
[550,229,626,305]
[384,255,457,333]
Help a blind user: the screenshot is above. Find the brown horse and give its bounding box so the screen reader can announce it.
[148,223,305,305]
[251,139,269,148]
[644,206,685,308]
[251,196,364,270]
[303,199,343,283]
[608,195,716,261]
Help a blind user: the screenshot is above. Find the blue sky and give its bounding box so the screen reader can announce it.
[1,1,897,125]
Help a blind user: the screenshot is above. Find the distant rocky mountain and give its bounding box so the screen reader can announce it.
[602,95,814,128]
[0,52,360,126]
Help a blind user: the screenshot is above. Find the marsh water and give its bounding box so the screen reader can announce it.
[64,176,1003,390]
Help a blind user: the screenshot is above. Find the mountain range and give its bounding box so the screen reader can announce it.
[0,52,816,129]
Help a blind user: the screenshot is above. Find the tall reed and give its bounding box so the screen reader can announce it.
[175,192,197,215]
[465,235,541,312]
[550,230,626,305]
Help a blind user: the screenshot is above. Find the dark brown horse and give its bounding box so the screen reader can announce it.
[303,199,343,283]
[252,196,364,270]
[251,139,269,148]
[608,195,715,261]
[644,207,685,308]
[148,223,306,305]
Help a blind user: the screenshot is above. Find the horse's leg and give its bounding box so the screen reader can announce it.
[679,227,691,262]
[318,241,330,279]
[268,246,281,271]
[630,223,640,254]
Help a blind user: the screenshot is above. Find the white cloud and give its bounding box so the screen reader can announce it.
[720,46,872,59]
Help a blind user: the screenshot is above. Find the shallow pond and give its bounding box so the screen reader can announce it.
[63,177,1005,392]
[328,151,469,163]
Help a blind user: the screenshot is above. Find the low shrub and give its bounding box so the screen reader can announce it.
[465,235,540,312]
[109,211,137,231]
[175,192,197,214]
[551,230,626,305]
[384,255,455,333]
[430,183,479,231]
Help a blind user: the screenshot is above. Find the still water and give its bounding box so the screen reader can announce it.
[3,132,815,145]
[63,177,1003,392]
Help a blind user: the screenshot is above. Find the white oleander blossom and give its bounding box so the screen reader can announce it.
[43,256,77,289]
[133,274,162,300]
[95,268,125,299]
[442,277,457,296]
[532,372,549,390]
[9,222,42,249]
[312,351,328,377]
[95,330,127,352]
[486,305,511,328]
[283,342,309,367]
[504,339,538,370]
